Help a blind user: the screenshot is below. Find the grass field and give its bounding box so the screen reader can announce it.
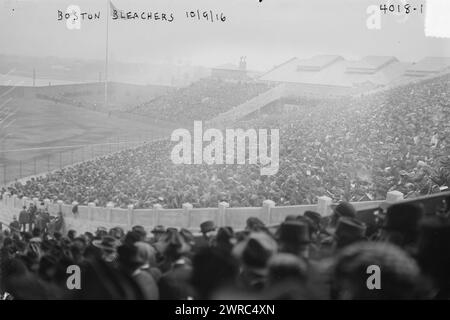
[0,95,176,185]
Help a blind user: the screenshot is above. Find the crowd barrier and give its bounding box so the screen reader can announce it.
[2,191,404,233]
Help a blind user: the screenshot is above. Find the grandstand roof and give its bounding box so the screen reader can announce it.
[405,57,450,76]
[259,55,409,88]
[214,63,239,70]
[297,55,344,71]
[346,56,398,74]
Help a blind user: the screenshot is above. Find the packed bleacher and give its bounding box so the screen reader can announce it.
[5,74,450,209]
[1,70,450,300]
[1,194,450,300]
[128,78,271,123]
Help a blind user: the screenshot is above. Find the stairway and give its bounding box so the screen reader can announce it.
[207,84,286,127]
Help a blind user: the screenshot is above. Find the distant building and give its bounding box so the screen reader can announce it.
[403,57,450,78]
[258,55,450,98]
[211,57,249,81]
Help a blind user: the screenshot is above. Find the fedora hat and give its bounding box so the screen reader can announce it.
[233,232,277,275]
[151,225,166,234]
[334,217,367,247]
[276,221,311,245]
[93,236,120,253]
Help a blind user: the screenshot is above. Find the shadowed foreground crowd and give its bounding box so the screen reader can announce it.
[1,199,450,300]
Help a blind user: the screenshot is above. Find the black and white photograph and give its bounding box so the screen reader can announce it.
[0,0,450,305]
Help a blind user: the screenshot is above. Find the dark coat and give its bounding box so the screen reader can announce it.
[18,210,29,224]
[158,263,193,300]
[133,271,159,300]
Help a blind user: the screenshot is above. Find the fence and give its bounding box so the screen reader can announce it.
[1,191,403,234]
[0,134,156,185]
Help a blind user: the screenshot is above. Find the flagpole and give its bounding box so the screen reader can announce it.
[104,0,109,110]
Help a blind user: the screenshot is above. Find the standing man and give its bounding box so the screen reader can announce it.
[41,209,51,233]
[18,206,29,232]
[28,204,37,232]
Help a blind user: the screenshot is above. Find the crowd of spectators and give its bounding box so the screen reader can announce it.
[5,74,449,209]
[1,199,449,300]
[129,78,271,123]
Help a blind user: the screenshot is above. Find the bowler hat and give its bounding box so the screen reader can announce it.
[246,217,266,232]
[200,220,216,234]
[334,202,356,218]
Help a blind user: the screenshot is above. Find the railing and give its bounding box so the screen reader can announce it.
[1,191,401,233]
[0,134,156,186]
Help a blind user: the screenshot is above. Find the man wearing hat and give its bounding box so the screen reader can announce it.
[95,227,108,239]
[93,236,120,266]
[331,242,423,299]
[134,241,162,282]
[330,202,356,229]
[245,217,269,233]
[211,227,236,254]
[191,247,239,299]
[131,225,147,242]
[28,203,37,232]
[109,227,125,240]
[195,220,217,250]
[232,232,278,291]
[333,217,367,250]
[18,206,29,232]
[117,244,159,300]
[150,225,166,244]
[319,202,357,250]
[276,220,311,259]
[378,202,424,253]
[303,211,323,236]
[416,217,450,299]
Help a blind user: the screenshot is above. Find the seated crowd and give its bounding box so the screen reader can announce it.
[5,74,449,209]
[129,78,271,123]
[1,199,449,300]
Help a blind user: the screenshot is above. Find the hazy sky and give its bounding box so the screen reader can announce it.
[1,0,449,70]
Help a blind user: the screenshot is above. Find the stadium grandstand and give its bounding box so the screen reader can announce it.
[3,60,449,210]
[1,55,450,301]
[208,55,450,126]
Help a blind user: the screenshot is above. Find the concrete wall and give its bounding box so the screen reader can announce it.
[1,192,393,234]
